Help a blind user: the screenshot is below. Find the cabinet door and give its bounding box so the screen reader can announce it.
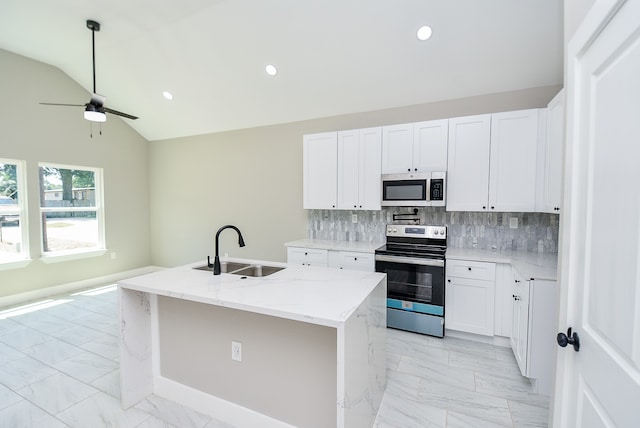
[494,263,514,337]
[358,127,382,210]
[510,272,530,377]
[337,130,360,209]
[303,132,337,209]
[381,124,413,173]
[446,115,491,211]
[537,90,564,213]
[287,247,309,266]
[445,276,495,336]
[489,109,541,212]
[413,119,449,172]
[287,247,328,267]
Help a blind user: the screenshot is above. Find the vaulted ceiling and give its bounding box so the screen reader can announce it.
[0,0,562,141]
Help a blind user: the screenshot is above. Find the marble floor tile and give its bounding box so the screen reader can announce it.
[0,355,57,390]
[448,348,521,378]
[49,323,106,346]
[11,311,76,335]
[446,410,512,428]
[397,357,476,392]
[17,372,99,414]
[202,419,239,428]
[418,379,513,426]
[0,399,67,428]
[0,341,25,364]
[56,392,150,428]
[45,303,96,322]
[374,392,447,428]
[0,382,23,411]
[385,370,422,401]
[508,400,550,428]
[76,312,119,336]
[0,317,23,336]
[0,325,53,350]
[90,369,121,400]
[135,394,212,428]
[80,333,120,361]
[23,338,86,366]
[53,351,119,383]
[135,415,181,428]
[474,371,550,409]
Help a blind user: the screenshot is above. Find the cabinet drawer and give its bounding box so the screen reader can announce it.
[333,251,374,271]
[446,260,496,281]
[287,247,329,267]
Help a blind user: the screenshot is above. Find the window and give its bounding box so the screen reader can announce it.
[0,159,28,265]
[39,163,105,258]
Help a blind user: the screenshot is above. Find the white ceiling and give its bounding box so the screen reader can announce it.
[0,0,563,141]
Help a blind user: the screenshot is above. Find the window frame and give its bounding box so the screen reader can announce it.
[38,162,106,262]
[0,158,30,270]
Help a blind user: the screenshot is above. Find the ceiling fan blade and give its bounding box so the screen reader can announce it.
[103,107,139,120]
[40,102,85,107]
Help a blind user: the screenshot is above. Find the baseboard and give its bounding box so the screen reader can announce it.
[445,329,511,348]
[0,266,165,309]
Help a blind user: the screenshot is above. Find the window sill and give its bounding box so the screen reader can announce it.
[0,258,33,271]
[40,249,108,264]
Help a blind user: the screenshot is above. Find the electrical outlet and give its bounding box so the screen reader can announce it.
[509,217,519,229]
[351,214,358,223]
[110,252,117,260]
[231,341,242,362]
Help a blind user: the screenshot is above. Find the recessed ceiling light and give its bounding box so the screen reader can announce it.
[162,91,173,100]
[417,25,433,41]
[265,64,277,76]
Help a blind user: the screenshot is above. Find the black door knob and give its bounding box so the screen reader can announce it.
[557,327,580,352]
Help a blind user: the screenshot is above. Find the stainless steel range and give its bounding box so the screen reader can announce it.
[375,224,447,337]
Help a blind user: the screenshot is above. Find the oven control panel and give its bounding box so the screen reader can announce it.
[386,224,447,239]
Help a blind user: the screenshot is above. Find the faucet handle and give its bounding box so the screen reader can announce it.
[207,255,214,268]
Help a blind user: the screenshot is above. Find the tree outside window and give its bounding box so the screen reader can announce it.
[39,164,104,254]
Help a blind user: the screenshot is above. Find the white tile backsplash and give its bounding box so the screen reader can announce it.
[308,208,559,253]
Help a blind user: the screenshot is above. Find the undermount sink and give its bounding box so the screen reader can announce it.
[193,262,284,277]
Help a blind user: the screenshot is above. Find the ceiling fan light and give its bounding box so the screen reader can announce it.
[84,109,107,122]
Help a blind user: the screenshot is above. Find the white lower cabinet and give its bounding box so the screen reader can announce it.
[286,247,329,267]
[287,247,374,271]
[445,260,496,336]
[328,251,375,271]
[510,270,558,395]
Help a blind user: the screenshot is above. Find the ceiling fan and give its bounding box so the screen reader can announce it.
[40,20,138,123]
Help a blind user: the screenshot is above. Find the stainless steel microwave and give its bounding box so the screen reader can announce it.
[381,172,446,207]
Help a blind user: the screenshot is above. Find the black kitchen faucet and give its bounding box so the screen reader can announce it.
[210,225,246,275]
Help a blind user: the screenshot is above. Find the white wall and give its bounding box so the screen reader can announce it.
[149,85,562,267]
[0,49,151,298]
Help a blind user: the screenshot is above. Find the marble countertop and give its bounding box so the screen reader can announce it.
[118,257,386,328]
[446,248,558,280]
[284,239,385,253]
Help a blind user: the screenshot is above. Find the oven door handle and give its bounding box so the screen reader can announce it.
[375,254,445,267]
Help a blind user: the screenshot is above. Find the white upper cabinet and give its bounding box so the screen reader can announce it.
[536,90,564,213]
[446,114,492,211]
[489,109,542,212]
[382,119,448,174]
[303,132,337,209]
[304,128,381,211]
[337,127,382,210]
[447,110,543,212]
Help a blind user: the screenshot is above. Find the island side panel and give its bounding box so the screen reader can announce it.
[339,275,387,427]
[157,296,337,428]
[119,288,154,408]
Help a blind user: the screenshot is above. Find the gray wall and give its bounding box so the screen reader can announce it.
[149,85,561,267]
[158,296,337,428]
[0,49,151,298]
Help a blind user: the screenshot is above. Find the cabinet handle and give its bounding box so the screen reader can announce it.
[468,267,471,271]
[515,279,520,283]
[482,206,486,210]
[447,279,451,282]
[359,205,362,208]
[414,168,418,171]
[354,257,358,261]
[304,252,308,255]
[407,168,411,172]
[513,295,520,301]
[354,205,357,208]
[491,206,495,210]
[332,205,335,208]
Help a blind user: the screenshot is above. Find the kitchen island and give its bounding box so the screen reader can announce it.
[118,259,387,428]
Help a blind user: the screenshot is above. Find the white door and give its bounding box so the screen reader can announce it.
[552,1,640,426]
